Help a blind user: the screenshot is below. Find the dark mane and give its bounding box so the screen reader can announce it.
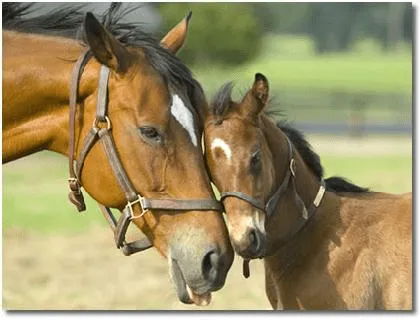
[209,82,368,193]
[278,122,324,179]
[3,3,196,97]
[276,122,369,193]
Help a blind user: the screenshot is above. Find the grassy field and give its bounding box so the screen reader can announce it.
[2,135,412,310]
[192,35,412,96]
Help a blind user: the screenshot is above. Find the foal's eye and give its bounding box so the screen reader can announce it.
[139,126,162,144]
[250,151,262,174]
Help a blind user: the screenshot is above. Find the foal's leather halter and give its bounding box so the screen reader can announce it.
[67,50,222,256]
[220,136,326,278]
[220,137,326,247]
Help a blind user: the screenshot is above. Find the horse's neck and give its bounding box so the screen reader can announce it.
[261,116,323,219]
[261,116,344,308]
[2,31,93,162]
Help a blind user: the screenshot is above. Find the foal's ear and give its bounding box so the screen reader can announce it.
[251,73,269,109]
[242,73,269,117]
[84,12,130,73]
[160,11,192,54]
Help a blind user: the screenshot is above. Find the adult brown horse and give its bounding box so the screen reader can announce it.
[3,4,233,306]
[203,73,412,309]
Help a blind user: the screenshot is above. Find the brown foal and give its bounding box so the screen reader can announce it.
[203,73,412,309]
[3,4,233,305]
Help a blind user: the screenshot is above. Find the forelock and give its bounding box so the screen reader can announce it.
[210,81,234,120]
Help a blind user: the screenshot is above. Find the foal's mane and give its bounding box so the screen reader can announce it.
[3,3,197,99]
[210,83,369,194]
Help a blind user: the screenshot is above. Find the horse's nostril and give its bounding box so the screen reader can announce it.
[202,249,219,281]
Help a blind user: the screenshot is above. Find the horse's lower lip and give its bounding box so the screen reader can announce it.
[170,258,193,304]
[170,258,213,305]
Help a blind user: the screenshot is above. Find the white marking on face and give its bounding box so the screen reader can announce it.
[170,94,198,147]
[227,210,265,244]
[211,138,232,161]
[227,215,254,244]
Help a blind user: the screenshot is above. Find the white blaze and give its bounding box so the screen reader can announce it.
[211,138,232,161]
[170,94,198,147]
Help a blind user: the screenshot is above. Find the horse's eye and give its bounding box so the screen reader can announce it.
[139,126,162,144]
[250,151,261,174]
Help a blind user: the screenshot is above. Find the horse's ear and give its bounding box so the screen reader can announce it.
[251,73,269,110]
[84,12,130,72]
[160,11,192,54]
[242,73,269,117]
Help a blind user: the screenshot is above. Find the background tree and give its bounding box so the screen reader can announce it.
[157,3,262,65]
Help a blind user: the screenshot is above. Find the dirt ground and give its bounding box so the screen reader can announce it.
[3,135,411,310]
[2,227,271,310]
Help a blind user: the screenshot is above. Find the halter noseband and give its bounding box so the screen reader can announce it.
[220,136,326,239]
[67,51,222,256]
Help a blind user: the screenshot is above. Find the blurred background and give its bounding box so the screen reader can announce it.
[3,3,412,310]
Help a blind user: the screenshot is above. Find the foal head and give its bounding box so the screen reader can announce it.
[64,9,232,304]
[204,74,276,259]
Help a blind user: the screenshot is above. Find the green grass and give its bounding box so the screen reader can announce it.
[322,155,412,194]
[192,34,412,97]
[2,142,411,234]
[2,152,106,234]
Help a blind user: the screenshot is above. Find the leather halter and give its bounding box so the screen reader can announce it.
[219,136,326,278]
[67,50,222,256]
[220,136,326,242]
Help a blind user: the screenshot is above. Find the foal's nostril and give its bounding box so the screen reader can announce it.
[249,229,260,252]
[202,249,219,281]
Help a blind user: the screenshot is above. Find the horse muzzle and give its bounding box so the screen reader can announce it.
[232,226,267,259]
[168,230,233,305]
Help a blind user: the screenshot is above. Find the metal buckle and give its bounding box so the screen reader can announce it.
[68,177,81,191]
[68,177,78,184]
[126,195,149,220]
[93,116,111,130]
[290,158,296,177]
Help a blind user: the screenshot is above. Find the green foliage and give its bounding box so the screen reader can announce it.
[249,3,412,54]
[251,3,310,34]
[157,3,262,66]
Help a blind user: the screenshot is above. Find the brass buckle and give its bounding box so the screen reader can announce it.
[126,195,149,220]
[290,158,296,177]
[93,116,111,130]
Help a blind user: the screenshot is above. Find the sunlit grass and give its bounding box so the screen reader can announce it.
[2,136,412,234]
[322,155,412,194]
[192,35,412,97]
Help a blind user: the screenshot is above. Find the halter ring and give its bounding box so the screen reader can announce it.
[93,116,111,130]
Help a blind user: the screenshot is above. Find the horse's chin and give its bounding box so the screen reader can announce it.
[170,258,212,306]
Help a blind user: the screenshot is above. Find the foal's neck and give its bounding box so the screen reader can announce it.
[2,31,96,162]
[261,116,339,266]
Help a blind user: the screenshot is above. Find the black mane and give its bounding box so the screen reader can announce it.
[210,82,369,194]
[3,3,195,95]
[277,122,369,193]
